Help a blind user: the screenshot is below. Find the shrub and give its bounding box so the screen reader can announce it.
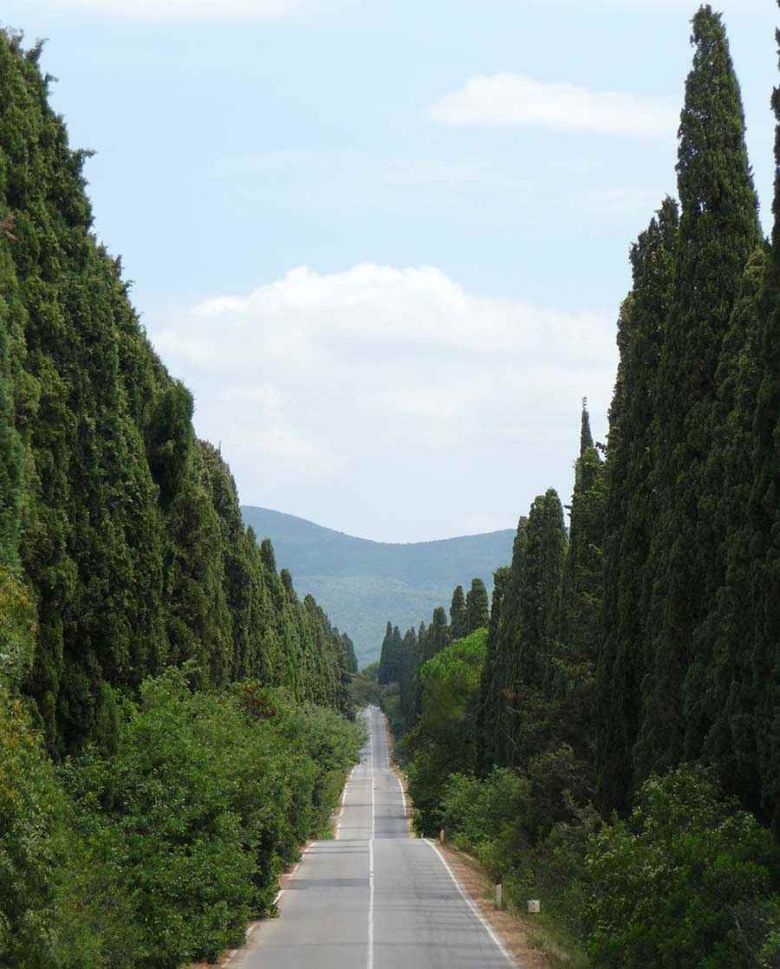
[440,768,533,876]
[582,765,780,968]
[59,672,361,968]
[0,689,98,968]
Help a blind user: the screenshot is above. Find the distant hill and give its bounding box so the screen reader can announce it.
[241,506,516,667]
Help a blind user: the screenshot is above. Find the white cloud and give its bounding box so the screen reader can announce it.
[152,264,617,509]
[45,0,319,21]
[431,73,677,140]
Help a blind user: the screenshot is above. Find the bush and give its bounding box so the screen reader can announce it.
[440,768,533,876]
[59,672,361,968]
[582,765,780,968]
[0,689,98,968]
[0,670,366,969]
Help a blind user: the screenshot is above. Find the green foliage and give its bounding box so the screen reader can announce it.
[440,769,532,875]
[0,565,36,690]
[378,621,403,685]
[350,664,381,711]
[241,505,514,666]
[475,565,511,776]
[635,3,761,787]
[583,766,779,968]
[0,673,360,969]
[0,28,355,754]
[449,584,466,640]
[382,10,780,969]
[0,689,74,967]
[596,199,678,812]
[406,629,487,832]
[555,402,606,765]
[488,489,567,769]
[464,578,489,635]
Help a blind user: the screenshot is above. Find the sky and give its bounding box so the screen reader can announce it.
[4,0,776,542]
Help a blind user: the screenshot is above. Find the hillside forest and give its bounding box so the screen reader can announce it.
[0,26,362,969]
[240,505,515,666]
[378,8,779,967]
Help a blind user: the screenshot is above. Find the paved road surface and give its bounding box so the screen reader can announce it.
[240,705,515,968]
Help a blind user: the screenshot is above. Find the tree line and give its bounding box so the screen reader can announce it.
[377,7,779,965]
[0,30,357,751]
[0,27,362,967]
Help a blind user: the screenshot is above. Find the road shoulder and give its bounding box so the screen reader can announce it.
[434,841,577,969]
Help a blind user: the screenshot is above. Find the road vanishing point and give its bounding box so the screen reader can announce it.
[239,705,517,968]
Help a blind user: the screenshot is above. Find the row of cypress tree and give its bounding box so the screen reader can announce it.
[380,4,778,834]
[0,28,357,754]
[378,576,491,714]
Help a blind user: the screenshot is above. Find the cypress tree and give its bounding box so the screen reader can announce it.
[450,585,467,640]
[753,24,780,827]
[424,607,450,661]
[464,578,489,634]
[596,200,679,811]
[555,402,606,760]
[636,6,760,782]
[494,491,567,768]
[0,30,355,743]
[697,249,770,813]
[398,626,418,731]
[475,565,511,775]
[579,397,594,453]
[379,621,394,685]
[413,608,450,718]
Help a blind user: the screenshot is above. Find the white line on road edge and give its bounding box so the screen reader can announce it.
[367,709,376,969]
[425,839,518,968]
[395,770,407,821]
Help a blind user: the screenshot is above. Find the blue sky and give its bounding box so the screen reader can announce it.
[5,0,777,541]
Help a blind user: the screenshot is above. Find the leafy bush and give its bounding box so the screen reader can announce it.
[0,689,97,968]
[440,768,532,876]
[1,672,360,968]
[60,672,361,968]
[583,765,780,968]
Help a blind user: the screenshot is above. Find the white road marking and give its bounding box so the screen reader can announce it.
[424,839,517,968]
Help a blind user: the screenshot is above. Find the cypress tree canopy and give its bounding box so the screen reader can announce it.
[450,585,467,640]
[465,578,489,635]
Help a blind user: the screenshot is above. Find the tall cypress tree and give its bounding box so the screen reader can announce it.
[635,6,760,783]
[596,200,679,811]
[0,30,355,742]
[398,626,418,731]
[752,21,780,827]
[450,585,467,640]
[494,491,567,768]
[696,249,770,813]
[579,397,594,454]
[424,607,450,661]
[475,565,511,776]
[464,578,489,634]
[555,402,606,760]
[378,621,394,685]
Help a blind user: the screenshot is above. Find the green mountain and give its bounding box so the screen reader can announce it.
[241,506,516,666]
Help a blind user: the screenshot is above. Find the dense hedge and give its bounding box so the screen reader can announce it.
[0,674,361,969]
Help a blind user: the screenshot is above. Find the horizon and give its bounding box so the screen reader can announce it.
[242,502,519,545]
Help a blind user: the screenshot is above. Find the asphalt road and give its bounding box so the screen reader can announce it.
[240,705,516,968]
